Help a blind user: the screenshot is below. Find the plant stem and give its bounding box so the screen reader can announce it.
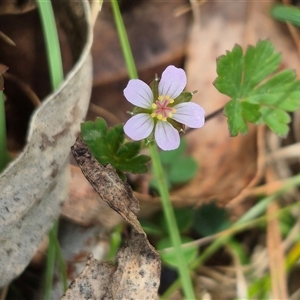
[110,0,195,297]
[53,228,68,291]
[110,0,138,79]
[36,0,65,298]
[162,172,300,298]
[44,222,58,300]
[36,0,63,90]
[149,142,195,299]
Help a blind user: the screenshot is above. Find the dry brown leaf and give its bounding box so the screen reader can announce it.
[63,138,160,299]
[172,0,300,208]
[112,228,160,299]
[180,1,258,207]
[0,0,93,286]
[62,228,160,300]
[71,138,141,230]
[62,165,122,228]
[0,0,36,15]
[61,255,116,300]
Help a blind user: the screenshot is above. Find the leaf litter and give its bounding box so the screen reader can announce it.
[61,137,160,300]
[61,1,300,299]
[3,0,300,298]
[177,0,300,299]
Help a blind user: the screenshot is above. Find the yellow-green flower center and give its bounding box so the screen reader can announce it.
[151,95,176,122]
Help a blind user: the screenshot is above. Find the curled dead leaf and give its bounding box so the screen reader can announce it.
[64,138,161,299]
[61,229,160,300]
[71,137,141,230]
[0,0,93,286]
[0,0,36,15]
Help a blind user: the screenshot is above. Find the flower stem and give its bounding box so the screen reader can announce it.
[149,142,195,299]
[162,173,300,298]
[110,0,195,296]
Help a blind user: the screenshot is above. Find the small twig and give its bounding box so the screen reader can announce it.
[89,103,121,125]
[204,106,224,122]
[185,106,224,134]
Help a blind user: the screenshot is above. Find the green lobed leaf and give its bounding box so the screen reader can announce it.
[159,138,187,165]
[169,157,198,184]
[214,39,300,137]
[242,41,281,94]
[260,107,290,137]
[81,118,150,177]
[157,236,198,268]
[150,138,198,190]
[271,4,300,27]
[158,207,194,234]
[140,220,164,236]
[116,141,141,159]
[248,70,300,111]
[224,100,248,136]
[107,124,124,154]
[241,102,261,123]
[214,44,244,97]
[193,202,231,237]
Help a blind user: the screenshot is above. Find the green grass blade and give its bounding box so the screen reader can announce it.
[36,0,63,90]
[110,0,138,79]
[36,0,65,298]
[271,4,300,27]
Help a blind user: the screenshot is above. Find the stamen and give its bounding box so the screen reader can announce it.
[151,95,176,122]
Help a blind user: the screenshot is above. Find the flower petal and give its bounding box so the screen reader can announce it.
[124,79,153,108]
[172,102,205,128]
[158,65,187,99]
[155,121,180,151]
[124,113,154,140]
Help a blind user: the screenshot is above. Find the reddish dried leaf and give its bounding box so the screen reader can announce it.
[62,165,122,228]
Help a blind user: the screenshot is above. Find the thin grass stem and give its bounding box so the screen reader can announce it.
[36,0,65,298]
[110,0,138,80]
[36,0,63,90]
[162,172,300,298]
[44,222,58,300]
[110,0,196,297]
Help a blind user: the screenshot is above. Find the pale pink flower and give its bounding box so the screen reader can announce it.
[123,65,205,150]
